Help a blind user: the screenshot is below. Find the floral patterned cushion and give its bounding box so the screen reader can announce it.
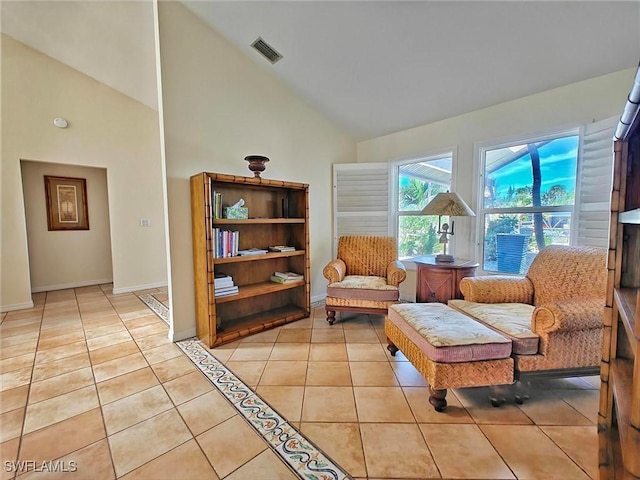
[388,303,512,363]
[327,275,399,301]
[448,300,539,355]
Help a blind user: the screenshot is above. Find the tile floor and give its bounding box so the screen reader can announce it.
[0,285,599,479]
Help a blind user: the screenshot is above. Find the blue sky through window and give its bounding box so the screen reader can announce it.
[486,135,578,205]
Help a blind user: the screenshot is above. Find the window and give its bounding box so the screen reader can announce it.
[478,132,579,273]
[395,154,453,259]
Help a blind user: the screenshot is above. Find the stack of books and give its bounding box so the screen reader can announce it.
[269,271,304,284]
[237,248,268,256]
[210,181,222,219]
[214,273,239,297]
[268,245,296,252]
[213,228,239,258]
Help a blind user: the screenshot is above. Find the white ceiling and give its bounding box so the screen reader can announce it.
[2,1,639,141]
[0,1,158,111]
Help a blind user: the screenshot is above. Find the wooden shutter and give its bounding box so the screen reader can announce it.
[333,163,391,253]
[575,116,617,247]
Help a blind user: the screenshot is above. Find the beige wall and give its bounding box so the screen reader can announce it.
[20,161,113,291]
[358,69,634,286]
[1,35,167,311]
[156,3,356,339]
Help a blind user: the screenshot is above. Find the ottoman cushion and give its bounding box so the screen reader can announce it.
[448,300,539,355]
[388,303,512,363]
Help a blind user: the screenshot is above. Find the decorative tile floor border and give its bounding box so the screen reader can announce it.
[176,337,352,480]
[137,293,169,326]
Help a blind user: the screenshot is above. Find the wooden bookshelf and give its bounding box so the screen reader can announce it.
[190,172,310,347]
[599,75,640,479]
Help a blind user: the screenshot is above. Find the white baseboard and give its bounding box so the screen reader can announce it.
[31,278,113,293]
[112,281,168,295]
[1,300,35,313]
[171,327,196,342]
[311,293,326,305]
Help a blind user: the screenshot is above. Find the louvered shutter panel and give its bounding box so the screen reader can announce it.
[575,116,617,247]
[333,163,391,253]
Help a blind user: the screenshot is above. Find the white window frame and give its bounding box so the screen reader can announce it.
[391,148,457,267]
[474,127,580,274]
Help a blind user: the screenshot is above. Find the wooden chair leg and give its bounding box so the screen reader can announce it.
[514,380,531,404]
[386,338,399,356]
[326,310,336,325]
[429,387,447,412]
[488,385,507,407]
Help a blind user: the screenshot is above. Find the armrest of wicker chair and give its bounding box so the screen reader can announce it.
[531,299,604,334]
[459,275,534,304]
[323,259,347,284]
[387,260,407,286]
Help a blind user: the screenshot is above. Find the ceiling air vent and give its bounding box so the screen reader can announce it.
[251,37,282,64]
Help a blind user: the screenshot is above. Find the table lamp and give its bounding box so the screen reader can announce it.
[420,192,475,263]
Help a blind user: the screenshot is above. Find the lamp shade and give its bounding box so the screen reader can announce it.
[421,192,476,217]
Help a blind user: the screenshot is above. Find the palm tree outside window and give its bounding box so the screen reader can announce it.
[396,154,452,259]
[479,132,579,273]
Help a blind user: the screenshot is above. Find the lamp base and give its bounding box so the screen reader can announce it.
[435,254,455,263]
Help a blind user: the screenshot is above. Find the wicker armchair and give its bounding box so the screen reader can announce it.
[323,236,407,324]
[449,245,607,385]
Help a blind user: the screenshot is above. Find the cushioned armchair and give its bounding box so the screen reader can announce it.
[323,236,407,324]
[449,245,606,386]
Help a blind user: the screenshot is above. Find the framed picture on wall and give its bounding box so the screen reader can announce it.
[44,175,90,231]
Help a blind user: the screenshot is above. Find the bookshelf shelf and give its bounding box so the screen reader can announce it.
[212,218,305,225]
[212,250,305,265]
[215,280,306,304]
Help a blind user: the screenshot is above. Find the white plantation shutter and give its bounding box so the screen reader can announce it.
[333,163,391,253]
[575,116,617,247]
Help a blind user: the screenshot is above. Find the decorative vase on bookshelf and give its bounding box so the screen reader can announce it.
[244,155,270,178]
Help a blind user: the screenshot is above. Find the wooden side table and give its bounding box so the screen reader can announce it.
[413,256,479,303]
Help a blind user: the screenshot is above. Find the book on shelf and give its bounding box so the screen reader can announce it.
[214,272,234,289]
[237,248,268,256]
[273,271,304,280]
[270,274,303,284]
[215,284,238,294]
[209,180,222,219]
[212,228,239,258]
[214,286,239,297]
[268,245,296,252]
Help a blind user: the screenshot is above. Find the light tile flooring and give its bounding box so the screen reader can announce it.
[0,285,599,479]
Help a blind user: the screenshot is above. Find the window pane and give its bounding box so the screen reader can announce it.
[398,215,444,259]
[398,158,451,212]
[482,212,572,273]
[483,136,578,209]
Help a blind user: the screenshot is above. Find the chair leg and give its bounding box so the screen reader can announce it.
[514,380,531,404]
[429,387,447,412]
[326,310,336,325]
[386,338,398,356]
[489,385,507,407]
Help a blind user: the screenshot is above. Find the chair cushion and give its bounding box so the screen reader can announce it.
[327,275,399,301]
[388,303,512,363]
[448,300,539,355]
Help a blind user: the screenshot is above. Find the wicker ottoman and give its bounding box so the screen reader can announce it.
[385,303,514,411]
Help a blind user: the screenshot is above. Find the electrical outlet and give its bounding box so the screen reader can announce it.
[140,219,151,227]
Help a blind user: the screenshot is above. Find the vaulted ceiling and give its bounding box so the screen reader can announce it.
[2,1,639,141]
